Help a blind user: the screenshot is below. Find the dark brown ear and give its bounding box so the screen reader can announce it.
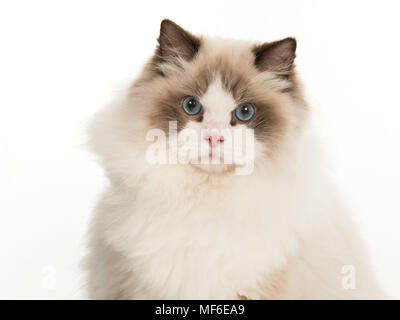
[253,37,296,75]
[158,19,200,62]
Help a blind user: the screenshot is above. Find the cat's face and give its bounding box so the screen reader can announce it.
[127,20,308,175]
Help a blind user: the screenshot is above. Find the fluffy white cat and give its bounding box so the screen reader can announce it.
[84,19,382,299]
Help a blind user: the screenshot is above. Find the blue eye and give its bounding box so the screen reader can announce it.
[182,96,202,115]
[234,103,255,122]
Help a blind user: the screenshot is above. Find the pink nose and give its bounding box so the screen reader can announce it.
[205,135,224,147]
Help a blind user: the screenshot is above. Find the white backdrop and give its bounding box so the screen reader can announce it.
[1,0,399,299]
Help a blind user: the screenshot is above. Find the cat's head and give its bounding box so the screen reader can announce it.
[91,20,309,179]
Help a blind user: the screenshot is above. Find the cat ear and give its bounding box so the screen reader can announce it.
[253,37,297,75]
[158,19,200,62]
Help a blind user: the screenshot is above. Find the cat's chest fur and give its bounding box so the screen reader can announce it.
[109,167,300,299]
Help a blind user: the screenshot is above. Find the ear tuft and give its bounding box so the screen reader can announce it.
[158,19,200,62]
[253,37,297,74]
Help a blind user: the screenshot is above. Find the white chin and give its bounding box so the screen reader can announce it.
[191,162,235,174]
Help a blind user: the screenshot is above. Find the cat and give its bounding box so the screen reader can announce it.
[84,19,383,299]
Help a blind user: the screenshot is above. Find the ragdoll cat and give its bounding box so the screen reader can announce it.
[84,19,382,299]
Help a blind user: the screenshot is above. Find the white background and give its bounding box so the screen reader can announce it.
[1,0,399,299]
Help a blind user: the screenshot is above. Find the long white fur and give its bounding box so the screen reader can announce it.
[84,37,383,299]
